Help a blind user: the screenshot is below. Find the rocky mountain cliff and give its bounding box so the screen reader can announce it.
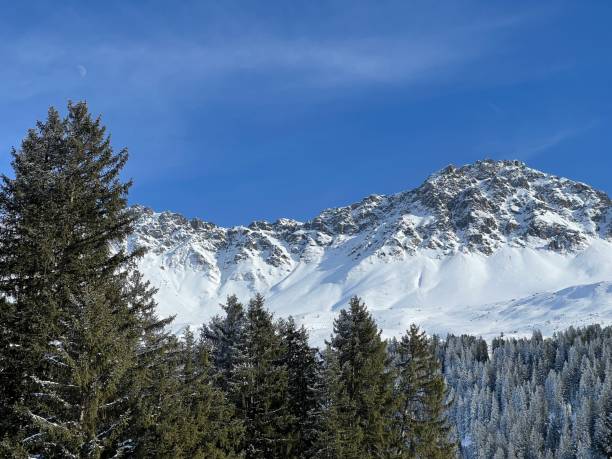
[128,160,612,342]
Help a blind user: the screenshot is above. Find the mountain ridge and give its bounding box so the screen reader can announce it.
[127,159,612,342]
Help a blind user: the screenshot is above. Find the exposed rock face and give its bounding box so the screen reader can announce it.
[126,160,612,342]
[130,159,612,267]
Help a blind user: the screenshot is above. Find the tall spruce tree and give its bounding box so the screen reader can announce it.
[0,102,170,457]
[202,295,247,390]
[324,297,399,458]
[231,294,292,458]
[132,328,243,458]
[278,317,325,458]
[394,324,455,458]
[0,107,66,441]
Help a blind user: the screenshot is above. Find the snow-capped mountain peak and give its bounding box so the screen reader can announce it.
[128,160,612,342]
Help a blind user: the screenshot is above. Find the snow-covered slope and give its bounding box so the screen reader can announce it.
[127,159,612,343]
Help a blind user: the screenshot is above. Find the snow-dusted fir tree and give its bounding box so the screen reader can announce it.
[0,107,67,445]
[594,371,612,456]
[0,103,169,457]
[201,294,247,390]
[440,325,612,458]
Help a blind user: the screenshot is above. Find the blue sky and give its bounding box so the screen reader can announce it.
[1,1,611,226]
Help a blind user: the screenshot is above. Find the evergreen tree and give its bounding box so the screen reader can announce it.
[394,324,455,458]
[595,373,612,457]
[595,410,612,457]
[231,294,292,458]
[202,295,247,390]
[557,409,575,459]
[278,317,325,458]
[439,325,612,458]
[324,296,398,458]
[0,102,169,457]
[132,328,243,458]
[0,107,66,440]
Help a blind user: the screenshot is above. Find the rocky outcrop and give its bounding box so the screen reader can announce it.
[129,160,612,272]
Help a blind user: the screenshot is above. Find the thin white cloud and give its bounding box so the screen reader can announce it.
[125,36,482,87]
[514,122,599,160]
[0,5,538,102]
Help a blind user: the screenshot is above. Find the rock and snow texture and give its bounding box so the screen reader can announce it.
[127,159,612,343]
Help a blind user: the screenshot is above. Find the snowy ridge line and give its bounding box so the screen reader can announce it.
[125,159,612,342]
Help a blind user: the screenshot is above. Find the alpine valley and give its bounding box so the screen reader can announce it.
[127,159,612,343]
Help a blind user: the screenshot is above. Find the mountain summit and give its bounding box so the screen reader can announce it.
[129,160,612,342]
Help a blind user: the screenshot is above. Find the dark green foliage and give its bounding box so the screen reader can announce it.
[0,435,28,458]
[0,107,68,437]
[324,296,399,458]
[0,295,21,442]
[0,103,169,457]
[202,295,247,390]
[0,102,247,456]
[0,102,254,457]
[394,324,455,458]
[278,317,325,458]
[132,328,243,458]
[231,294,292,458]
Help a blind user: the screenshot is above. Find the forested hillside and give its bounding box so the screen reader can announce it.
[437,327,612,457]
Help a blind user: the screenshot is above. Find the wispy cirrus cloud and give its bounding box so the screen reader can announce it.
[91,36,481,88]
[482,121,600,162]
[514,122,599,160]
[0,4,545,104]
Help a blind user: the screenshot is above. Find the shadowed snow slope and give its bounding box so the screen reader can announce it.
[127,160,612,343]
